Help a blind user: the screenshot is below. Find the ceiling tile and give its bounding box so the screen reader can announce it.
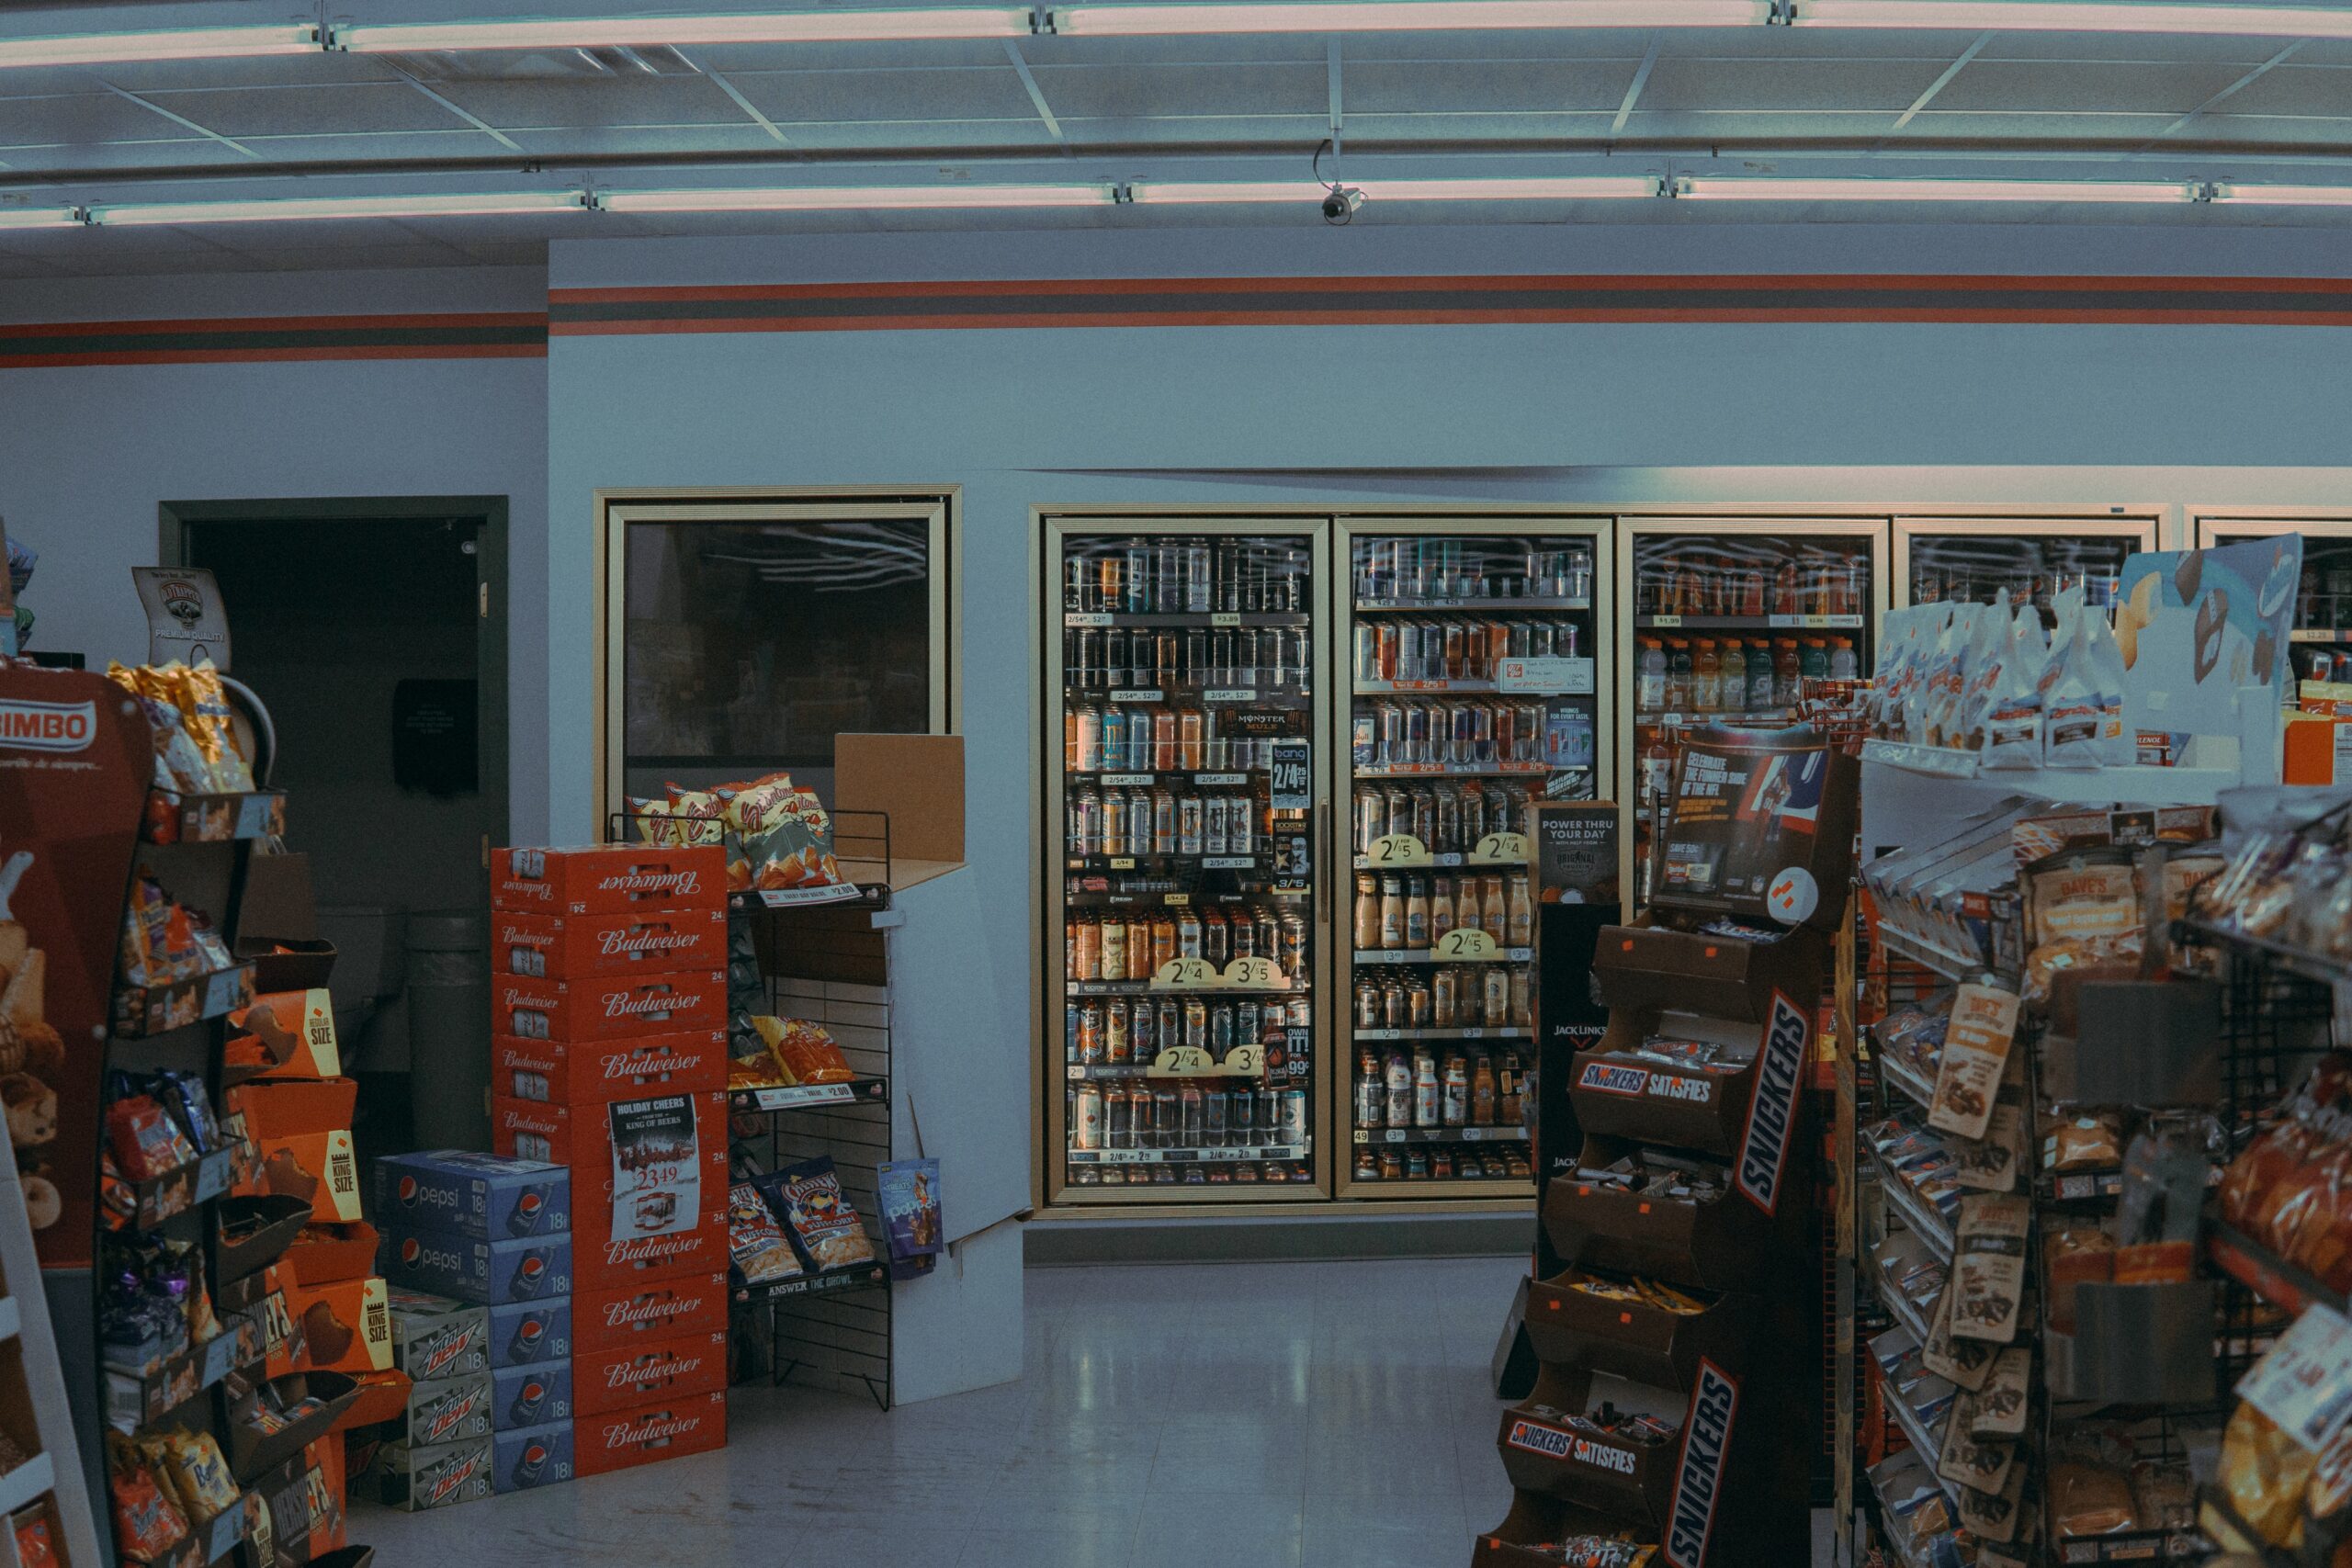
[1617,107,1904,140]
[432,73,752,130]
[0,91,194,147]
[2205,64,2352,118]
[1338,110,1624,141]
[1928,60,2252,114]
[1640,57,1947,112]
[730,63,1038,122]
[1341,60,1633,116]
[1026,59,1324,118]
[140,83,475,138]
[1900,108,2187,140]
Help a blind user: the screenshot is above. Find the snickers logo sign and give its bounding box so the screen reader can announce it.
[1505,1419,1572,1461]
[1735,990,1808,1217]
[1577,1062,1649,1098]
[1664,1359,1741,1568]
[0,697,95,752]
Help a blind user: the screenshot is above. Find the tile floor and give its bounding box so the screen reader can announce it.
[356,1256,1826,1566]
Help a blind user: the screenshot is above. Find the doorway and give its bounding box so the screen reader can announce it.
[161,497,509,1160]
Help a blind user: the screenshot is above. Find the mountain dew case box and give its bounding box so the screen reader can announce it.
[378,1436,492,1511]
[393,1371,493,1448]
[375,1150,570,1240]
[494,1419,576,1493]
[489,1297,572,1369]
[387,1290,490,1382]
[379,1224,571,1304]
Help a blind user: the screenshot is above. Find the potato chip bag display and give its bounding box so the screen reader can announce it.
[726,1181,802,1284]
[106,1437,190,1561]
[762,1156,878,1272]
[752,1016,853,1085]
[178,661,255,793]
[107,663,215,794]
[155,1430,239,1524]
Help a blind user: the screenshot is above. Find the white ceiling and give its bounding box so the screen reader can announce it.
[2,2,2351,272]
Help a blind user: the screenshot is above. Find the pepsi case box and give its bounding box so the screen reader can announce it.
[392,1370,492,1448]
[380,1224,571,1305]
[489,1297,572,1370]
[376,1150,570,1241]
[378,1436,492,1511]
[388,1290,489,1382]
[494,1419,575,1494]
[494,1359,573,1427]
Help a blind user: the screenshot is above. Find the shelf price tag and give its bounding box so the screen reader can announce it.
[1153,1045,1216,1075]
[1367,833,1433,866]
[1223,956,1281,988]
[1434,929,1499,960]
[1469,832,1528,865]
[1652,615,1682,628]
[1224,1043,1265,1075]
[1268,739,1311,812]
[1496,657,1594,696]
[1210,612,1241,627]
[1151,958,1216,987]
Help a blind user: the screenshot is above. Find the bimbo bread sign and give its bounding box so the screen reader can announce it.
[0,697,94,752]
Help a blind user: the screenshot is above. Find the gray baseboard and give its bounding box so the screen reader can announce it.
[1023,1208,1532,1265]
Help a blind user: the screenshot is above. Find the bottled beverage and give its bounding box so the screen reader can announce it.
[1414,1049,1442,1128]
[1510,966,1532,1026]
[1772,556,1799,617]
[1180,1081,1205,1145]
[1073,1084,1103,1148]
[1430,877,1456,945]
[1385,1050,1413,1126]
[1177,910,1202,958]
[1665,639,1693,713]
[1747,642,1777,712]
[1153,708,1177,772]
[1829,636,1860,682]
[1153,792,1176,854]
[1179,710,1204,770]
[1178,795,1204,856]
[1356,1054,1384,1129]
[1717,640,1745,714]
[1105,1084,1132,1149]
[1636,637,1667,712]
[1483,965,1510,1026]
[1406,876,1430,948]
[1773,639,1802,708]
[1482,875,1507,942]
[1499,1051,1525,1123]
[1075,705,1102,772]
[1692,638,1721,713]
[1203,908,1229,968]
[1801,636,1830,686]
[1442,1054,1470,1126]
[1473,1054,1498,1124]
[1507,874,1532,947]
[1432,965,1459,1027]
[1379,875,1406,950]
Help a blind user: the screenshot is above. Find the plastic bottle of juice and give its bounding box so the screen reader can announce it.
[1635,637,1667,712]
[1800,637,1830,688]
[1829,637,1860,682]
[1747,639,1776,712]
[1692,639,1721,712]
[1665,639,1693,714]
[1773,638,1802,708]
[1718,639,1747,716]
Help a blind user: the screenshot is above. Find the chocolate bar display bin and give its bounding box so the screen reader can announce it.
[1590,920,1828,1026]
[1522,1269,1750,1391]
[223,1370,358,1483]
[210,1195,312,1285]
[1543,1136,1794,1294]
[1494,1379,1679,1528]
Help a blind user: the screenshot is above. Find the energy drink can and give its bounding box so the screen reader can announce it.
[1125,547,1149,612]
[1073,1085,1103,1149]
[1204,1087,1227,1146]
[1279,1089,1308,1146]
[1204,795,1228,855]
[1257,1087,1282,1142]
[1104,628,1129,690]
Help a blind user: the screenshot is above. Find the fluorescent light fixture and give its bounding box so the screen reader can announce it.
[1129,175,1663,201]
[1052,1,1766,35]
[599,183,1114,211]
[90,191,590,227]
[334,7,1032,51]
[0,207,85,231]
[1675,175,2195,203]
[0,22,320,69]
[1790,0,2352,37]
[2209,182,2352,206]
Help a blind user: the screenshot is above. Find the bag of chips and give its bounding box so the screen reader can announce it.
[753,1016,854,1086]
[726,1181,803,1284]
[762,1157,878,1273]
[106,1436,190,1562]
[153,1431,238,1525]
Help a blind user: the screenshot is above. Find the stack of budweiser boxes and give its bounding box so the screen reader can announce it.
[487,844,733,1477]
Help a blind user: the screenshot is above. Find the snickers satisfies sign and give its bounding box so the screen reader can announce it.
[1577,1059,1718,1105]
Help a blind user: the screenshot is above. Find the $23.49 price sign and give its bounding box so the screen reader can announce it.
[1268,739,1310,812]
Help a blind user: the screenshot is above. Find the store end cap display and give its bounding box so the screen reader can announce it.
[1650,724,1858,936]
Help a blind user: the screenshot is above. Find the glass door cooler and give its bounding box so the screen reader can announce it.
[2195,514,2352,688]
[1894,513,2156,625]
[1335,520,1613,1198]
[1621,519,1886,913]
[1044,519,1330,1204]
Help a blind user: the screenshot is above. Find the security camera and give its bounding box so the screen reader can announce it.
[1321,186,1364,225]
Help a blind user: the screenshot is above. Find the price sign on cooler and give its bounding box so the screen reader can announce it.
[1153,1046,1215,1075]
[1268,739,1310,812]
[1368,833,1432,866]
[1496,657,1594,696]
[1223,956,1281,988]
[1224,1043,1264,1076]
[1469,832,1528,865]
[1151,958,1216,988]
[1435,928,1499,960]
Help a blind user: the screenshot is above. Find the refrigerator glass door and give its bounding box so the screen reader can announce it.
[1047,520,1328,1204]
[1337,524,1608,1198]
[1624,520,1886,916]
[1894,516,2156,626]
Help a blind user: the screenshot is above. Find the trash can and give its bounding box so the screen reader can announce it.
[406,909,490,1151]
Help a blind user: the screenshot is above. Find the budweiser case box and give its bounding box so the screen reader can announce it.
[492,1031,726,1107]
[493,1359,573,1427]
[572,1273,727,1356]
[576,1392,728,1477]
[379,1225,572,1305]
[374,1150,571,1240]
[488,1298,571,1369]
[377,1435,492,1511]
[496,908,728,980]
[388,1291,489,1382]
[494,1419,576,1494]
[497,970,726,1045]
[491,1092,729,1288]
[574,1331,727,1417]
[492,845,725,917]
[389,1370,493,1448]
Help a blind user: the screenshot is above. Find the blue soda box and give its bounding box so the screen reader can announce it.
[379,1225,571,1305]
[493,1419,575,1494]
[375,1150,570,1240]
[493,1359,573,1428]
[489,1297,573,1369]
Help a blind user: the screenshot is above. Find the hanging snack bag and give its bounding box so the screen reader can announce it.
[2042,589,2103,769]
[761,1156,878,1273]
[1983,603,2050,771]
[725,1181,802,1285]
[2113,1121,2204,1284]
[1950,1194,2030,1344]
[1915,606,1963,748]
[177,662,255,793]
[751,1016,854,1085]
[1956,591,2012,752]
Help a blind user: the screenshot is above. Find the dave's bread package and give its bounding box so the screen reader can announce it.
[496,908,727,980]
[373,1150,570,1241]
[573,1331,726,1417]
[492,1360,573,1427]
[279,1275,392,1377]
[231,1080,361,1223]
[575,1392,728,1478]
[488,1298,571,1369]
[492,846,725,918]
[1652,723,1859,935]
[493,1420,575,1494]
[493,1031,726,1106]
[497,970,725,1045]
[225,989,339,1081]
[492,1092,728,1288]
[379,1225,572,1305]
[388,1291,489,1382]
[571,1273,726,1356]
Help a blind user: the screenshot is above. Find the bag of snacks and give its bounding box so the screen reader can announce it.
[761,1157,878,1273]
[726,1181,803,1285]
[752,1016,854,1085]
[2222,1401,2315,1547]
[106,1436,190,1562]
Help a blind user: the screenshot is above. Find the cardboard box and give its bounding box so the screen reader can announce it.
[491,1091,729,1288]
[334,1367,414,1434]
[489,1297,571,1369]
[495,970,726,1045]
[387,1290,489,1382]
[282,1221,378,1288]
[374,1150,571,1241]
[377,1436,492,1511]
[494,1419,576,1493]
[283,1275,393,1376]
[237,1077,358,1138]
[1653,731,1859,936]
[492,845,725,917]
[496,908,728,981]
[492,1031,727,1107]
[575,1392,728,1477]
[574,1331,726,1417]
[226,987,340,1080]
[493,1359,574,1427]
[572,1274,727,1356]
[379,1226,572,1305]
[232,1078,363,1221]
[390,1369,493,1448]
